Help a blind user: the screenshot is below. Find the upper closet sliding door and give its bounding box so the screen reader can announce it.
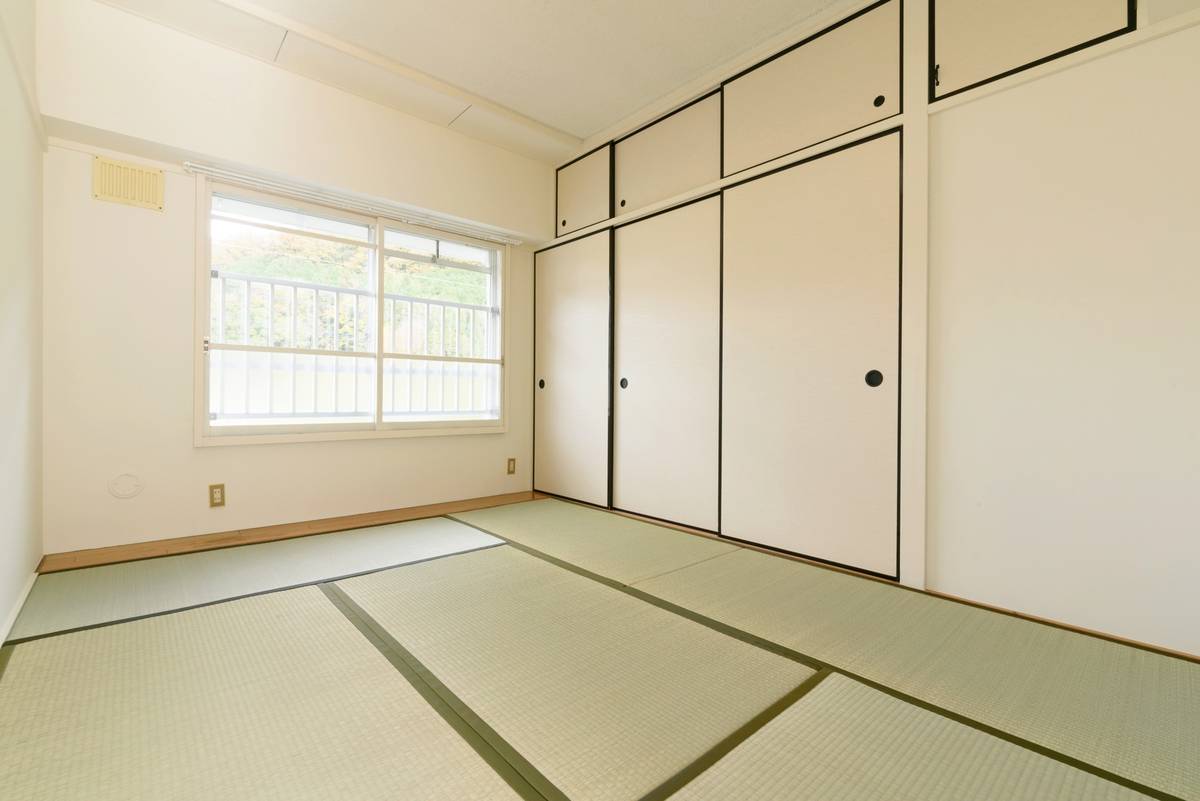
[556,145,612,236]
[612,197,721,531]
[932,0,1134,99]
[534,232,611,506]
[722,0,900,176]
[614,93,721,216]
[722,133,901,578]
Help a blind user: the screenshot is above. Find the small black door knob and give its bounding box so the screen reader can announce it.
[865,370,883,387]
[538,379,545,389]
[873,94,885,107]
[561,219,567,227]
[620,199,626,208]
[619,377,628,389]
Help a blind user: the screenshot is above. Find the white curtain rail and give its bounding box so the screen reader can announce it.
[184,161,523,247]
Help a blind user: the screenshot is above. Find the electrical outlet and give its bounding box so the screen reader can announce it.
[208,483,226,508]
[506,458,517,475]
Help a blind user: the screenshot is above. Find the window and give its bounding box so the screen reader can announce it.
[200,185,504,442]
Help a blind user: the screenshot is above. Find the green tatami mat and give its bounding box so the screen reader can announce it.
[450,498,736,584]
[9,516,499,641]
[0,587,524,801]
[336,545,814,801]
[638,547,1200,800]
[670,673,1153,801]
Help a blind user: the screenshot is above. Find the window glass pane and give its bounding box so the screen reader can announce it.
[212,219,373,290]
[212,195,371,242]
[384,256,490,306]
[210,219,375,352]
[382,297,499,359]
[438,240,490,269]
[382,359,500,423]
[208,349,374,426]
[384,229,437,258]
[205,192,502,434]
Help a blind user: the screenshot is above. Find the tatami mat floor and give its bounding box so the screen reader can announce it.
[2,498,1195,801]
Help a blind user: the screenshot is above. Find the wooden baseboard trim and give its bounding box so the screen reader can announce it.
[37,491,540,574]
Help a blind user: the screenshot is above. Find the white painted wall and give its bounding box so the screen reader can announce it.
[42,144,533,554]
[927,23,1200,655]
[36,0,554,242]
[0,0,43,634]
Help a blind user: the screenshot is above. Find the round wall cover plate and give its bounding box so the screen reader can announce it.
[108,473,144,499]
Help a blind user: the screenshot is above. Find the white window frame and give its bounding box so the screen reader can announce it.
[193,178,508,446]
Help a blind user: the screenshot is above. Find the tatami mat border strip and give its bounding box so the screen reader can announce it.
[317,583,567,801]
[0,644,13,684]
[637,668,834,801]
[2,542,506,648]
[446,516,1184,801]
[529,495,1200,666]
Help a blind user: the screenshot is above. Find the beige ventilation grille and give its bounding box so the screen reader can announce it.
[92,156,165,211]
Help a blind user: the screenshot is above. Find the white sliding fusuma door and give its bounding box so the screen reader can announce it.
[612,197,721,530]
[534,231,611,506]
[722,133,901,577]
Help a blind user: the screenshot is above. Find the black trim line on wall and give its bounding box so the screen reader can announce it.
[554,142,613,238]
[721,125,901,192]
[722,0,894,84]
[532,228,613,508]
[928,0,1138,102]
[720,0,902,179]
[612,89,722,146]
[719,126,903,582]
[609,192,723,531]
[895,128,904,581]
[717,192,724,534]
[606,228,615,508]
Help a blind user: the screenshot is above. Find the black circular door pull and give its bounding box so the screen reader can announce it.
[873,94,886,107]
[619,377,628,389]
[865,370,884,387]
[538,379,545,389]
[561,219,567,227]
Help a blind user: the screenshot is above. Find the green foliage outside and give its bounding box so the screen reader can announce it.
[210,222,493,354]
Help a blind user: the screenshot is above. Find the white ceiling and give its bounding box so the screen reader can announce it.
[99,0,841,162]
[243,0,840,139]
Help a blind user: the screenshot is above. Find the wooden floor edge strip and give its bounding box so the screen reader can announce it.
[317,582,567,801]
[37,490,538,574]
[5,542,506,647]
[636,668,834,801]
[448,517,1186,801]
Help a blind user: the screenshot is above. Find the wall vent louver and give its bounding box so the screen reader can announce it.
[92,157,165,211]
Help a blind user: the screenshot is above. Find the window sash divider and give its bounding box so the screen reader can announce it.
[381,247,493,275]
[209,342,377,360]
[216,271,374,298]
[383,352,502,366]
[211,212,374,249]
[382,292,496,314]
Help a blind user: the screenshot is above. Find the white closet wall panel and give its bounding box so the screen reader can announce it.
[722,133,900,577]
[534,232,611,506]
[614,94,721,215]
[934,0,1131,97]
[556,145,611,236]
[722,0,900,176]
[613,197,721,531]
